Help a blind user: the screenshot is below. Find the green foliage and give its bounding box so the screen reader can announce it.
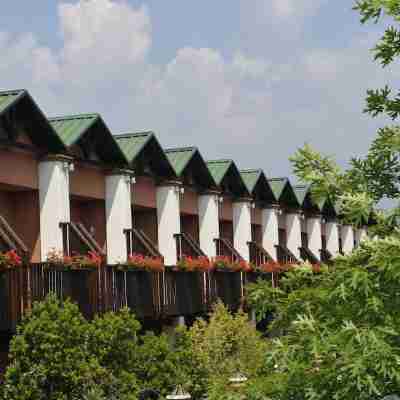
[249,238,400,399]
[2,294,108,400]
[187,302,267,397]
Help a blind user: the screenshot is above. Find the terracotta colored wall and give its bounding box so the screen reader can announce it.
[0,149,38,189]
[134,208,158,245]
[14,191,41,262]
[70,198,107,250]
[70,164,105,200]
[220,221,233,243]
[134,177,157,208]
[181,214,199,242]
[0,190,40,261]
[220,198,233,221]
[252,207,262,225]
[180,188,198,215]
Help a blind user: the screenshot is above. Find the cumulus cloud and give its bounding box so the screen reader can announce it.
[0,0,396,177]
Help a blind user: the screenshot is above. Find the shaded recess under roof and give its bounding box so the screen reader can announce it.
[115,132,175,179]
[268,177,300,209]
[206,159,249,197]
[240,169,276,205]
[49,113,126,165]
[0,89,65,153]
[165,147,216,190]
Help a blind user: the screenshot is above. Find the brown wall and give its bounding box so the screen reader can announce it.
[70,198,106,250]
[70,164,105,200]
[181,214,199,242]
[220,221,233,243]
[134,176,157,208]
[180,188,198,215]
[252,207,262,225]
[252,224,262,243]
[0,149,38,189]
[220,197,233,221]
[133,207,158,245]
[0,189,40,261]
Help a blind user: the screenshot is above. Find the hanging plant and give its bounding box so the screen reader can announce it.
[0,250,22,271]
[212,256,253,272]
[47,250,102,270]
[175,256,213,272]
[119,253,165,272]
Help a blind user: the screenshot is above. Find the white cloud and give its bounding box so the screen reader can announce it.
[0,0,396,177]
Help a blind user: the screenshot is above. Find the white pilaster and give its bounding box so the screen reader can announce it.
[105,171,133,264]
[325,221,340,256]
[286,211,302,260]
[307,215,322,261]
[198,192,220,258]
[355,226,368,248]
[341,225,355,254]
[38,156,72,261]
[233,199,252,262]
[261,206,280,261]
[156,182,181,266]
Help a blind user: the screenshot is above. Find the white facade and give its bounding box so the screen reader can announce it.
[325,221,340,256]
[261,206,280,261]
[38,157,72,261]
[156,182,182,266]
[232,200,252,262]
[105,171,133,264]
[341,225,355,254]
[307,216,322,261]
[286,212,302,260]
[355,226,368,248]
[198,192,220,258]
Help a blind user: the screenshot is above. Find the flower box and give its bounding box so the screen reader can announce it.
[118,254,164,272]
[175,256,213,272]
[212,256,253,273]
[0,250,22,272]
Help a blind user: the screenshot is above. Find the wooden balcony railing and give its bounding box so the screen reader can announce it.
[174,232,206,260]
[247,241,274,266]
[214,237,243,261]
[124,228,162,258]
[0,213,28,254]
[60,222,104,256]
[299,246,320,265]
[275,244,298,265]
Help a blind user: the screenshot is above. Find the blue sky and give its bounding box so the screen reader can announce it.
[0,0,397,178]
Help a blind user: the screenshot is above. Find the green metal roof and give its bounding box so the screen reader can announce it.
[49,113,126,164]
[206,160,233,186]
[0,89,26,116]
[165,147,197,177]
[268,178,289,200]
[115,132,154,163]
[49,114,99,147]
[293,185,310,206]
[240,169,263,194]
[0,89,65,152]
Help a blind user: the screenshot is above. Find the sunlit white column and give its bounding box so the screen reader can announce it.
[233,198,253,262]
[325,220,340,256]
[198,191,220,258]
[261,205,280,261]
[341,225,355,254]
[307,215,322,261]
[286,211,302,260]
[38,155,72,261]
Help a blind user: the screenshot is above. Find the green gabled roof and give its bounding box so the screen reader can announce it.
[206,159,233,186]
[116,132,175,178]
[293,185,310,206]
[165,147,198,177]
[50,114,99,147]
[0,89,65,152]
[268,178,289,200]
[0,89,26,116]
[240,169,263,194]
[115,131,154,163]
[49,113,126,164]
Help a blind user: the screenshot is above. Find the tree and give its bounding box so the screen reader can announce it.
[247,240,400,399]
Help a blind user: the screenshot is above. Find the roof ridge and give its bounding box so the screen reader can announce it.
[268,177,288,181]
[207,159,233,164]
[165,146,197,153]
[49,113,99,121]
[0,89,26,96]
[240,168,262,174]
[115,131,154,139]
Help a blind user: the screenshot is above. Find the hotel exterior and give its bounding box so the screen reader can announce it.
[0,89,368,368]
